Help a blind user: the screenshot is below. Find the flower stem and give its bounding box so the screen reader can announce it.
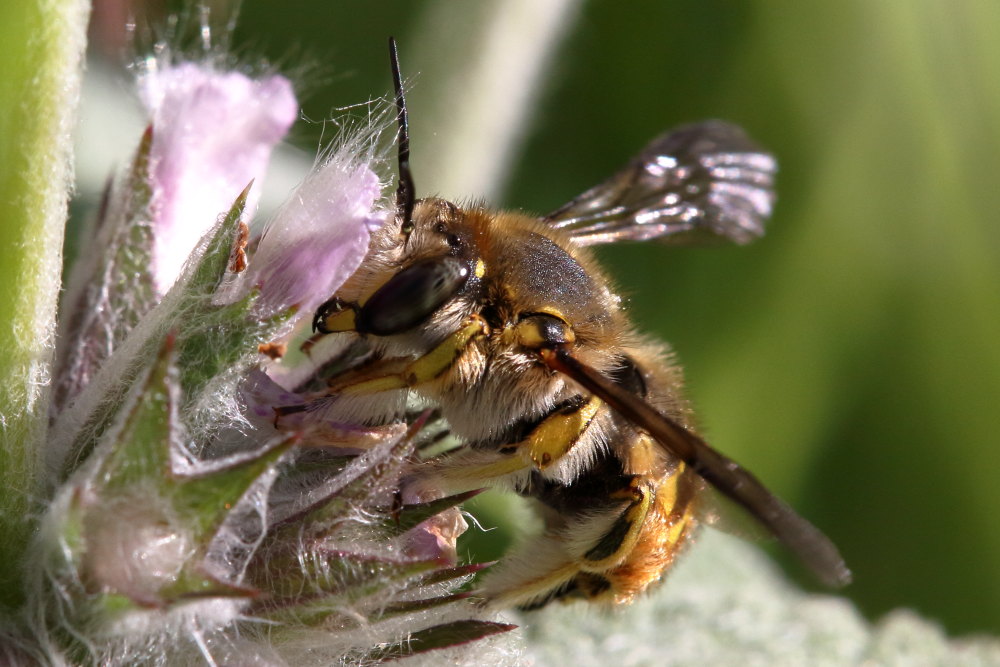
[0,0,90,611]
[407,0,582,201]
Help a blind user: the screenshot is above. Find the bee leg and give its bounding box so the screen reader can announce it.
[520,395,602,471]
[479,488,655,609]
[576,477,652,573]
[475,556,580,611]
[481,477,672,609]
[570,464,699,605]
[275,318,486,435]
[328,315,488,396]
[478,486,647,609]
[411,395,604,495]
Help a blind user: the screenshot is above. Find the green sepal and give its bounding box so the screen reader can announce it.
[279,453,356,482]
[78,336,289,602]
[41,489,89,598]
[156,568,259,605]
[110,123,157,324]
[92,333,178,491]
[370,592,474,622]
[379,489,484,537]
[93,332,296,514]
[268,429,415,537]
[87,573,256,623]
[256,549,445,622]
[57,185,283,478]
[170,433,296,540]
[407,561,497,589]
[90,122,157,329]
[125,125,155,216]
[171,181,298,397]
[350,619,517,663]
[271,591,476,630]
[53,126,157,415]
[186,181,252,296]
[94,592,140,621]
[174,288,293,399]
[61,490,89,564]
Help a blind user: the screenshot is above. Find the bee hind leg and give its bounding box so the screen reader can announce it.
[477,479,654,609]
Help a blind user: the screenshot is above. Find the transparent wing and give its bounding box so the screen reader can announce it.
[544,121,776,246]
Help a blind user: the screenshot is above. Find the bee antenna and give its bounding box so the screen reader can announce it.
[389,36,415,234]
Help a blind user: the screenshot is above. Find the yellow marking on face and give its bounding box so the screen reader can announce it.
[515,314,576,349]
[526,396,602,470]
[515,319,546,348]
[319,308,356,333]
[474,258,486,278]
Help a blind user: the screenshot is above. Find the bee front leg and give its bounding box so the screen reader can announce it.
[327,315,488,396]
[275,316,487,430]
[415,310,601,490]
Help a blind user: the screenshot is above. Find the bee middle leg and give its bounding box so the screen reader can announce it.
[410,394,604,495]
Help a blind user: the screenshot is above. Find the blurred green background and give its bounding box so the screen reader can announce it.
[86,0,1000,637]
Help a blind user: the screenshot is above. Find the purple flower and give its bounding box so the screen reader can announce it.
[33,48,506,664]
[249,150,386,316]
[406,507,469,564]
[138,62,297,294]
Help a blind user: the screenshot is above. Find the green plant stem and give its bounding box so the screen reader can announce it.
[407,0,581,201]
[0,0,90,611]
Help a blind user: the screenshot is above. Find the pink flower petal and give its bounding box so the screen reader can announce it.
[250,150,386,316]
[138,63,298,294]
[406,508,469,564]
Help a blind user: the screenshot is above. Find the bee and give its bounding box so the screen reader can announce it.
[296,38,850,609]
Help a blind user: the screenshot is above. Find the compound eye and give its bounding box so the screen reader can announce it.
[516,312,576,349]
[356,256,470,336]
